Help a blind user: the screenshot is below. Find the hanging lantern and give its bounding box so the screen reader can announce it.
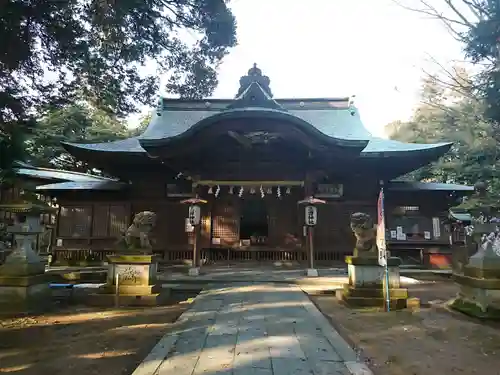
[215,185,220,198]
[238,186,244,197]
[266,187,272,195]
[208,186,213,194]
[260,185,265,198]
[286,187,291,195]
[229,186,234,195]
[277,186,281,198]
[250,186,256,194]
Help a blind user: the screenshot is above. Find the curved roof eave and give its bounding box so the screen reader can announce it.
[61,138,147,155]
[388,181,474,192]
[14,167,116,182]
[36,180,128,191]
[139,107,369,150]
[59,108,453,159]
[360,140,452,157]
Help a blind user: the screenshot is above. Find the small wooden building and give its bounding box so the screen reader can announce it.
[36,65,473,267]
[0,162,118,262]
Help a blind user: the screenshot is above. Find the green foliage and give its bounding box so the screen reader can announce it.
[0,0,237,177]
[385,69,500,195]
[25,104,130,172]
[128,112,152,137]
[460,1,500,125]
[0,123,29,185]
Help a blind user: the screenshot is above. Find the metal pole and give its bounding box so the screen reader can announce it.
[114,269,120,308]
[378,182,390,312]
[384,264,390,312]
[192,225,198,268]
[309,227,314,269]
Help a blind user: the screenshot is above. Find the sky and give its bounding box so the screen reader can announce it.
[143,0,466,138]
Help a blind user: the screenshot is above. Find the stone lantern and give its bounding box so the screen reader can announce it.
[450,182,500,318]
[0,195,56,313]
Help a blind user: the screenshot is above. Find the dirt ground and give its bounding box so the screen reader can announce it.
[0,302,188,375]
[310,280,500,375]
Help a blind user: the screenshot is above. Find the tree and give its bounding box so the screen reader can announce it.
[25,104,130,172]
[386,70,500,193]
[0,0,237,176]
[128,112,152,137]
[0,123,27,185]
[394,0,500,126]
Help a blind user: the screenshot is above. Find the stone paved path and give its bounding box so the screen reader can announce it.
[134,283,370,375]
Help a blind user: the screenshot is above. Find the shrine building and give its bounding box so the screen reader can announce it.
[30,65,474,267]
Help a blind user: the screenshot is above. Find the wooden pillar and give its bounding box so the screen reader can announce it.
[192,183,199,269]
[187,182,203,275]
[304,171,316,197]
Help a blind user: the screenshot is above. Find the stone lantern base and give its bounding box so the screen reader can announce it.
[84,254,168,306]
[341,256,408,310]
[0,249,50,315]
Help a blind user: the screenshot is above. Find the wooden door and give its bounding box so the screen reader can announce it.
[210,196,240,248]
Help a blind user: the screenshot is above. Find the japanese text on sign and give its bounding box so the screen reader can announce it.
[305,205,317,226]
[188,205,201,225]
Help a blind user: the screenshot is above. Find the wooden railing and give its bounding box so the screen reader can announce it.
[50,247,352,266]
[52,249,115,266]
[59,247,356,265]
[35,245,451,267]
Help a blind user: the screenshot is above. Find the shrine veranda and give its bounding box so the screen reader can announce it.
[0,65,474,268]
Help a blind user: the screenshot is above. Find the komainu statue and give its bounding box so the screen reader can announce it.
[350,212,377,257]
[116,211,157,254]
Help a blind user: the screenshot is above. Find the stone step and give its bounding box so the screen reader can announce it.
[99,283,163,295]
[161,283,205,291]
[46,269,107,283]
[343,285,409,299]
[342,295,408,310]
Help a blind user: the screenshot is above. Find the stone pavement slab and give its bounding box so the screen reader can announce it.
[132,283,372,375]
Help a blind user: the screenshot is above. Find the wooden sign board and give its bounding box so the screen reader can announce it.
[316,184,343,198]
[166,183,192,197]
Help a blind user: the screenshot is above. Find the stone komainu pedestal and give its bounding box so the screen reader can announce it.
[451,222,500,319]
[85,254,167,306]
[341,256,408,310]
[449,183,500,319]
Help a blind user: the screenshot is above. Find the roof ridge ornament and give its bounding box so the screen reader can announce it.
[348,95,356,116]
[236,63,273,98]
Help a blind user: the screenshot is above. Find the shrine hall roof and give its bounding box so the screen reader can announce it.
[62,64,451,158]
[62,101,451,157]
[32,178,472,193]
[13,162,113,182]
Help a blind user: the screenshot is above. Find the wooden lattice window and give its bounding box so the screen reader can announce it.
[92,205,110,237]
[59,206,91,237]
[109,205,129,237]
[211,200,239,246]
[392,206,420,216]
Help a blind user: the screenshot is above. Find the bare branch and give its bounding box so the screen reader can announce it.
[421,55,482,101]
[443,0,476,27]
[391,0,469,41]
[462,0,490,20]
